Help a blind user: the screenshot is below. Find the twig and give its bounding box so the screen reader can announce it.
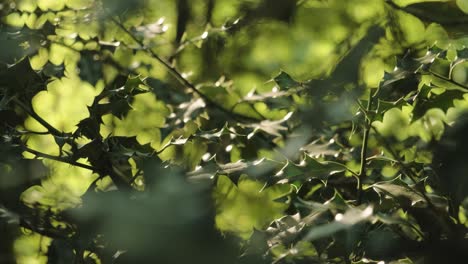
[20,218,69,239]
[128,169,142,185]
[13,98,67,137]
[16,130,51,135]
[357,89,375,204]
[428,70,468,91]
[384,0,405,10]
[327,160,360,179]
[23,146,95,171]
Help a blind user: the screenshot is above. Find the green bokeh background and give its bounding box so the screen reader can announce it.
[2,0,468,262]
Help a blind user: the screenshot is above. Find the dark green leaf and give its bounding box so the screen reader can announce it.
[78,51,103,86]
[413,86,465,120]
[273,71,300,90]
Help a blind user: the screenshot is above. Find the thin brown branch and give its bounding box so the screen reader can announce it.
[357,89,375,204]
[13,98,67,137]
[20,218,70,239]
[16,130,51,135]
[23,146,95,171]
[428,71,468,91]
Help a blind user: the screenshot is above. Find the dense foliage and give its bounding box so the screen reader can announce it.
[1,0,468,263]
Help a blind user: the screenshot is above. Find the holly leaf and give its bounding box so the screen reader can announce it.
[195,125,232,141]
[374,98,408,122]
[378,70,419,101]
[0,58,46,102]
[101,76,148,119]
[413,85,465,120]
[240,87,297,110]
[273,71,301,90]
[244,112,293,139]
[106,136,155,157]
[300,141,339,157]
[371,177,426,207]
[303,206,374,241]
[75,117,102,139]
[296,156,346,181]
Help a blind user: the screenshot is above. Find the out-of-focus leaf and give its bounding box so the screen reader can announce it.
[0,27,43,64]
[433,112,468,203]
[78,51,103,86]
[2,1,468,262]
[457,0,468,14]
[47,239,75,264]
[330,26,385,84]
[214,175,291,238]
[147,78,189,104]
[399,2,468,26]
[102,0,145,16]
[0,158,47,212]
[66,170,239,263]
[133,18,168,39]
[41,62,65,78]
[0,206,19,225]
